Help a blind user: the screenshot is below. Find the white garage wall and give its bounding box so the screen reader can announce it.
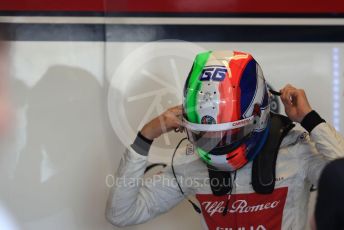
[0,41,204,230]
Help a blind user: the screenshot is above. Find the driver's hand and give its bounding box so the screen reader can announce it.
[140,105,183,140]
[280,84,312,123]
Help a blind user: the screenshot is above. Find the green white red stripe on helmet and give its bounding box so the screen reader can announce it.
[184,51,212,124]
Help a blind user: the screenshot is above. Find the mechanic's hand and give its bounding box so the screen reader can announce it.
[140,105,183,140]
[280,84,312,123]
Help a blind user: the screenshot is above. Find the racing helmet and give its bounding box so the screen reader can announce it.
[183,51,271,171]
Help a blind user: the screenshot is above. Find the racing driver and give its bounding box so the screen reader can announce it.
[106,51,344,230]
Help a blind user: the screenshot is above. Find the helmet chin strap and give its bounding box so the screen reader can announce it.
[207,164,237,216]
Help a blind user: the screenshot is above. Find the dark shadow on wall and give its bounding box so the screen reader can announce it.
[6,65,120,229]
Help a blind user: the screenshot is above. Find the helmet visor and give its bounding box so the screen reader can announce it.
[185,123,254,152]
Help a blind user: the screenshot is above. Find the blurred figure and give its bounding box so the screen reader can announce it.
[0,24,12,136]
[0,24,19,230]
[314,158,344,230]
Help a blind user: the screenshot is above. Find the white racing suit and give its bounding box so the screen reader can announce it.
[106,114,344,230]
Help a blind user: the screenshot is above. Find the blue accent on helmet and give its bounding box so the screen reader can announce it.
[239,59,258,117]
